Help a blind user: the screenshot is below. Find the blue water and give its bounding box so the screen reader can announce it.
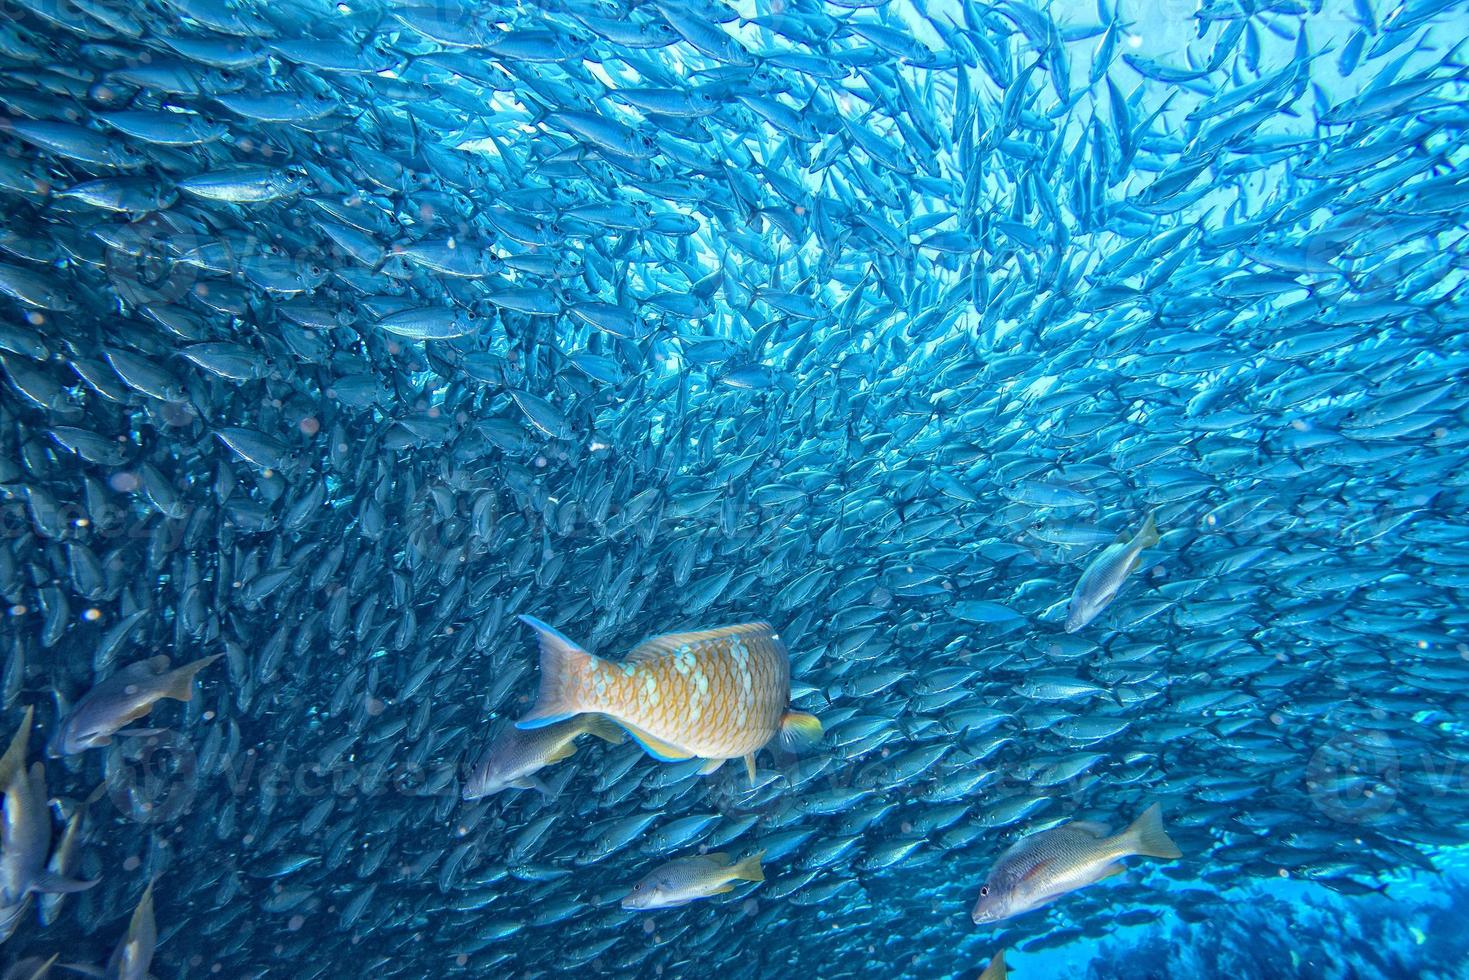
[1,0,1468,976]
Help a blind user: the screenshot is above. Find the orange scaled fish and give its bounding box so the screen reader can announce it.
[515,616,821,785]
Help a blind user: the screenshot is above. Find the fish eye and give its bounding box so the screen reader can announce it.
[979,886,988,897]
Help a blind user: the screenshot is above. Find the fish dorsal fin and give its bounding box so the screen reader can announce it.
[705,851,731,865]
[1113,529,1130,544]
[627,623,778,663]
[617,721,694,762]
[1068,820,1110,838]
[117,656,170,681]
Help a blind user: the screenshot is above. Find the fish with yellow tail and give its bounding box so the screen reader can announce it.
[1064,512,1160,632]
[515,617,822,785]
[462,715,625,800]
[621,851,765,910]
[971,803,1181,925]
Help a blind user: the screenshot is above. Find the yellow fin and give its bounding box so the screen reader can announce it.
[779,711,823,750]
[160,654,222,703]
[711,883,736,894]
[544,741,577,764]
[619,721,694,762]
[699,758,726,776]
[743,752,757,786]
[730,850,765,883]
[1120,802,1182,860]
[577,715,626,745]
[1097,863,1127,882]
[0,704,35,794]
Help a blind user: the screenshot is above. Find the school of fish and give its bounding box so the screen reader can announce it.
[0,0,1467,976]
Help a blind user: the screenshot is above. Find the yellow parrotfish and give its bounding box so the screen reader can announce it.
[515,616,821,784]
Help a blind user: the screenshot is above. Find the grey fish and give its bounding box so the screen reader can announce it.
[1064,513,1161,632]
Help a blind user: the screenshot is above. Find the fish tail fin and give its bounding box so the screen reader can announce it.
[161,653,222,703]
[778,711,823,750]
[578,714,626,745]
[730,850,765,883]
[1135,511,1160,549]
[515,615,592,729]
[1122,803,1181,860]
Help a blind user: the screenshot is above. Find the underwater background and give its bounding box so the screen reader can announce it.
[1,0,1468,977]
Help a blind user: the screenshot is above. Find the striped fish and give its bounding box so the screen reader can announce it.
[515,617,822,784]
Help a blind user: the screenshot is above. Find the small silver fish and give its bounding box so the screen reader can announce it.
[1064,513,1160,632]
[463,716,624,799]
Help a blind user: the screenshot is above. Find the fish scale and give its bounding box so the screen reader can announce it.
[517,619,813,775]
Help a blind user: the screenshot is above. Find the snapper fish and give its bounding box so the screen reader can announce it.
[462,716,625,800]
[1064,513,1161,632]
[48,654,221,756]
[621,851,765,910]
[515,617,821,784]
[970,803,1182,925]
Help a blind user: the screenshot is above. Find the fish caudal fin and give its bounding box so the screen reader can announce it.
[1122,803,1181,860]
[0,703,34,792]
[730,850,765,883]
[516,615,592,729]
[1134,511,1160,550]
[978,949,1008,980]
[778,711,823,750]
[162,654,223,703]
[577,714,626,745]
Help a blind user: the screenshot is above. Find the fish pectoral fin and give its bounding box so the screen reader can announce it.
[778,711,823,750]
[743,753,757,786]
[618,722,694,762]
[115,727,166,739]
[698,758,726,775]
[511,776,552,796]
[33,870,98,895]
